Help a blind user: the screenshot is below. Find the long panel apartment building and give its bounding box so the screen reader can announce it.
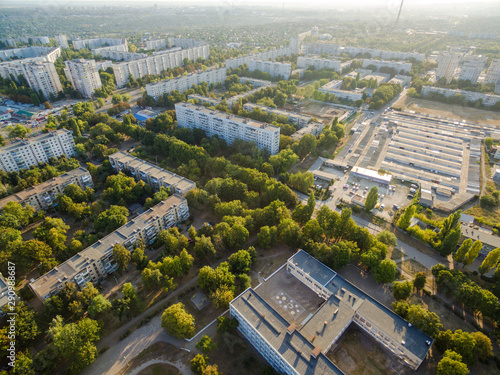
[485,59,500,84]
[72,38,126,50]
[362,59,412,73]
[108,152,196,196]
[0,167,93,212]
[297,56,342,72]
[175,102,280,155]
[0,46,61,62]
[225,46,292,70]
[145,39,167,50]
[146,68,227,98]
[248,59,292,80]
[64,59,102,98]
[242,102,317,128]
[29,195,190,301]
[0,129,76,172]
[303,43,425,61]
[421,85,500,106]
[112,45,210,87]
[230,250,433,375]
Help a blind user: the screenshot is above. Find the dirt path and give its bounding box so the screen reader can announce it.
[125,359,191,375]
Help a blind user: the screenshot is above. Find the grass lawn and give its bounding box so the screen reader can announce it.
[400,259,431,278]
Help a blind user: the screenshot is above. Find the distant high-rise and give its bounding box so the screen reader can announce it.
[64,59,102,98]
[55,35,69,49]
[485,59,500,84]
[436,52,461,83]
[458,55,487,84]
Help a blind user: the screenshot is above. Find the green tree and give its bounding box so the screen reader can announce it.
[398,205,415,230]
[195,335,216,353]
[439,227,462,257]
[225,224,249,250]
[463,240,482,267]
[453,239,472,264]
[257,225,278,249]
[0,201,35,228]
[7,124,30,139]
[484,137,494,149]
[111,94,123,104]
[365,186,378,211]
[479,248,500,274]
[87,295,112,318]
[392,280,413,300]
[48,316,100,373]
[210,285,234,309]
[194,235,217,260]
[161,303,195,339]
[393,301,443,337]
[296,134,317,158]
[471,331,493,361]
[227,249,255,274]
[278,219,302,247]
[437,350,469,375]
[376,230,397,246]
[374,259,397,283]
[413,272,427,291]
[191,354,208,375]
[131,248,149,270]
[122,282,137,301]
[94,205,129,234]
[112,244,131,272]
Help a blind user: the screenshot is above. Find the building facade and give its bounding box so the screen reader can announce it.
[29,195,190,301]
[318,80,364,102]
[23,62,63,100]
[238,77,272,87]
[0,129,76,172]
[225,47,292,69]
[0,167,93,212]
[421,85,500,106]
[145,39,167,50]
[112,45,210,87]
[0,46,61,62]
[242,103,314,128]
[436,52,461,82]
[146,68,227,98]
[485,59,500,84]
[362,59,412,73]
[458,55,487,83]
[247,60,291,80]
[55,35,69,49]
[175,102,280,155]
[64,59,102,98]
[297,56,342,72]
[108,152,196,196]
[72,38,126,50]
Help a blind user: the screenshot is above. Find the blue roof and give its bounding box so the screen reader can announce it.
[133,113,150,122]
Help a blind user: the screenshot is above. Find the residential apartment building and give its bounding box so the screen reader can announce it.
[96,60,113,71]
[303,44,424,61]
[291,122,325,141]
[29,195,190,301]
[225,47,292,69]
[436,52,461,82]
[226,84,276,108]
[421,85,500,106]
[0,46,61,62]
[55,35,69,49]
[485,59,500,84]
[108,152,196,196]
[459,55,487,83]
[112,45,210,87]
[303,43,341,56]
[230,250,433,375]
[248,60,291,80]
[92,43,128,54]
[64,59,102,98]
[145,39,167,50]
[297,56,342,72]
[0,129,76,172]
[175,102,280,155]
[318,80,364,102]
[380,50,425,61]
[242,103,314,128]
[22,62,63,100]
[72,38,126,50]
[0,167,93,212]
[238,77,272,87]
[146,68,227,98]
[169,37,207,49]
[95,50,147,62]
[362,59,412,73]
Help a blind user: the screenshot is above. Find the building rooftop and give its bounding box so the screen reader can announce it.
[0,167,90,210]
[0,129,72,154]
[30,195,186,299]
[177,102,280,132]
[109,152,196,193]
[231,250,433,375]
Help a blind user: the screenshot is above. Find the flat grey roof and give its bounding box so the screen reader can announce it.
[0,129,72,154]
[289,250,337,286]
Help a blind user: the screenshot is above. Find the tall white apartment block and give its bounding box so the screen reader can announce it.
[0,167,93,212]
[145,39,167,50]
[362,59,412,73]
[0,129,76,172]
[297,56,342,71]
[55,35,69,49]
[64,59,102,98]
[459,56,487,83]
[22,61,63,99]
[175,102,280,155]
[436,52,461,82]
[485,59,500,84]
[0,46,61,62]
[29,195,190,301]
[146,68,227,98]
[108,151,196,196]
[248,60,291,80]
[72,38,126,50]
[112,45,210,87]
[225,47,292,69]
